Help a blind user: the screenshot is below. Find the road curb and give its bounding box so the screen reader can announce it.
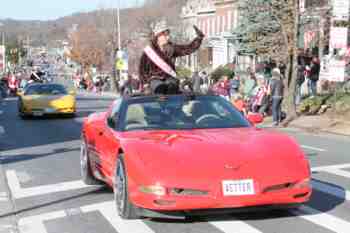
[77,90,119,99]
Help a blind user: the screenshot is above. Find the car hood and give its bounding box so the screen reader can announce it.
[121,128,309,187]
[22,95,75,108]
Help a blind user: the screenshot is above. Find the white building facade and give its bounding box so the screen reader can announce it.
[181,0,239,71]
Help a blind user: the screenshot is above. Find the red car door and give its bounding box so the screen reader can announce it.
[95,99,123,180]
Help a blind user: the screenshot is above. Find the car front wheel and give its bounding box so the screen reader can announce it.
[114,155,139,219]
[80,140,100,185]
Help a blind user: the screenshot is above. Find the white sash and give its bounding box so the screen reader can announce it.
[144,46,177,78]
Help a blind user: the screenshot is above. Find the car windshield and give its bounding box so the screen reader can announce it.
[25,84,67,95]
[122,96,251,131]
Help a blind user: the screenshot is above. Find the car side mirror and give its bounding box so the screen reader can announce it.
[107,116,116,128]
[247,113,264,125]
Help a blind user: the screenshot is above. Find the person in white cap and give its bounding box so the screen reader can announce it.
[139,19,204,95]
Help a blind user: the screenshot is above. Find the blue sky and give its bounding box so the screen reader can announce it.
[0,0,142,21]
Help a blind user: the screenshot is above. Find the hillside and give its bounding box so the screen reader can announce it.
[0,0,186,47]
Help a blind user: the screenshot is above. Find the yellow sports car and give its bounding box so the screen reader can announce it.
[18,83,76,118]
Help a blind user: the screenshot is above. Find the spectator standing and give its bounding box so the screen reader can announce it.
[252,74,269,115]
[268,68,284,126]
[243,72,257,98]
[308,57,320,97]
[191,71,202,93]
[295,62,306,105]
[229,75,240,97]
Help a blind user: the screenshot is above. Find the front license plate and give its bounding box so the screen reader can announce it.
[222,179,255,196]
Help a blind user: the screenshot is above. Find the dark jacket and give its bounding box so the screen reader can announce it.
[139,36,203,85]
[269,78,284,98]
[310,62,320,81]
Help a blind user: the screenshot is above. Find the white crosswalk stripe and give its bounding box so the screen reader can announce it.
[9,165,350,233]
[293,205,350,233]
[81,201,155,233]
[209,219,262,233]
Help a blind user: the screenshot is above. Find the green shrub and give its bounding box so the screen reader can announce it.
[210,65,234,82]
[176,66,192,79]
[298,95,329,115]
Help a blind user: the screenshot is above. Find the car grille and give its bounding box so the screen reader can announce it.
[170,188,209,196]
[262,182,295,193]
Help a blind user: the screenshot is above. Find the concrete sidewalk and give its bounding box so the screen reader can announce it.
[76,90,119,99]
[261,115,350,136]
[289,115,350,136]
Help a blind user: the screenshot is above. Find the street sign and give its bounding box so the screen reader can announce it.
[333,0,350,21]
[115,50,128,71]
[116,59,124,70]
[320,57,346,82]
[330,27,348,49]
[0,45,5,73]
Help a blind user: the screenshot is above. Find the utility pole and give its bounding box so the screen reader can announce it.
[110,0,122,93]
[117,0,121,51]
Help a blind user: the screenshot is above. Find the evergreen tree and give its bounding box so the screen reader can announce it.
[234,0,300,122]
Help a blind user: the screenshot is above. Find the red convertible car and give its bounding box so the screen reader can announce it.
[81,94,311,219]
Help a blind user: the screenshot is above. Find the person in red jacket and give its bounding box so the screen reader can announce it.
[8,72,18,95]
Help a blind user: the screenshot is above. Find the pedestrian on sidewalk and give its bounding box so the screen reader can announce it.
[295,61,306,105]
[308,56,320,97]
[268,68,284,126]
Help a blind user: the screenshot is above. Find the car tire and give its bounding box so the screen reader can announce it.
[114,155,139,219]
[18,100,28,119]
[80,140,100,185]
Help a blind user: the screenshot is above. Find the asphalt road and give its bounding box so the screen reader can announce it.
[1,93,350,233]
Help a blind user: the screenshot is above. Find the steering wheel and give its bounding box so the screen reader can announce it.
[196,114,221,125]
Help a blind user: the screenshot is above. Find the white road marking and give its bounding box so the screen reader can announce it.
[293,205,350,233]
[209,218,262,233]
[0,192,8,201]
[18,211,66,233]
[312,180,350,201]
[1,140,80,155]
[81,201,155,233]
[312,163,350,171]
[18,201,155,233]
[301,145,326,152]
[323,168,350,179]
[6,170,98,199]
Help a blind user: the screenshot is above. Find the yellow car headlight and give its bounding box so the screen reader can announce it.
[139,185,166,196]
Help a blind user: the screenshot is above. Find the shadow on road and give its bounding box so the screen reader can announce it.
[150,178,346,223]
[0,186,110,219]
[0,147,80,164]
[0,96,110,152]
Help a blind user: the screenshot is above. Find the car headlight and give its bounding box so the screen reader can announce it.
[294,178,311,189]
[139,185,166,196]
